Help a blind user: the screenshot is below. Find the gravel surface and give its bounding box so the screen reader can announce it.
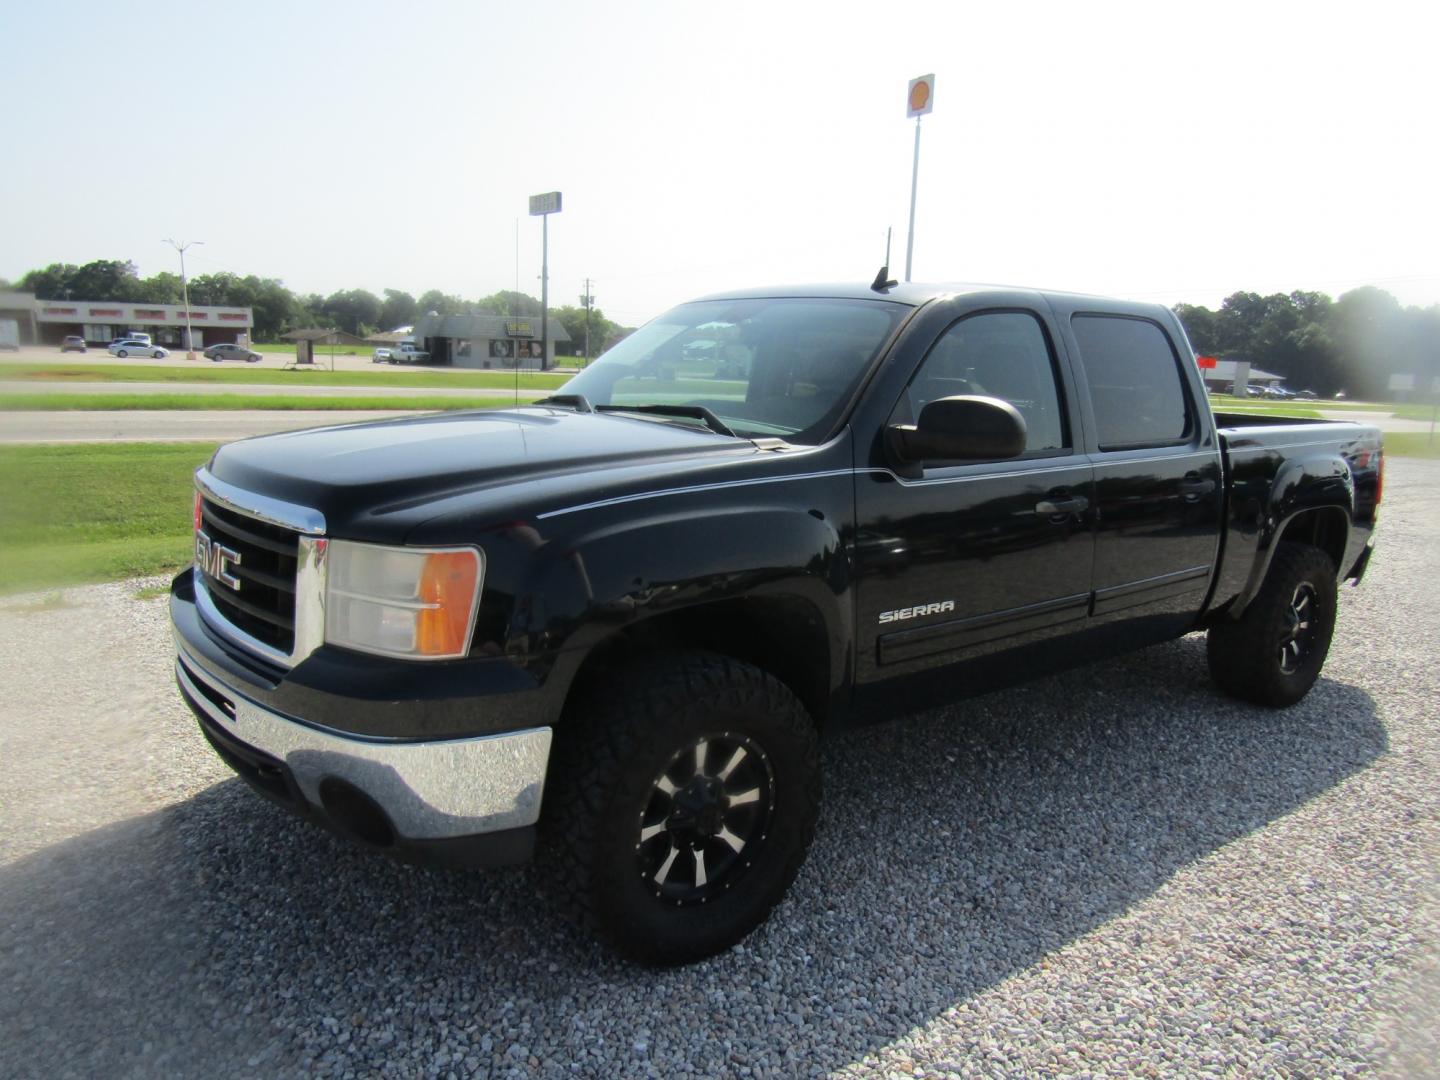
[1,460,1436,1079]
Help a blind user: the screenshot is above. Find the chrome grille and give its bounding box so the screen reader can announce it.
[198,497,299,654]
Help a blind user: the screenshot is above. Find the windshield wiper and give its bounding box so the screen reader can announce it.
[595,404,737,437]
[535,393,593,413]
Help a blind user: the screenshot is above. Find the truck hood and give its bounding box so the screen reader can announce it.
[205,407,753,537]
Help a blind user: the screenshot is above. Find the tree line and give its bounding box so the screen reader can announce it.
[1176,286,1437,398]
[7,259,630,356]
[7,259,1436,394]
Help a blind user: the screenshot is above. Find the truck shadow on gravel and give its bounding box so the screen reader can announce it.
[0,635,1386,1077]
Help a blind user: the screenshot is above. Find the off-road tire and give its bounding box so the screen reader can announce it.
[543,651,821,965]
[1207,542,1337,707]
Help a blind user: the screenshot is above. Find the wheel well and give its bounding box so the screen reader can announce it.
[1275,507,1348,572]
[563,597,833,727]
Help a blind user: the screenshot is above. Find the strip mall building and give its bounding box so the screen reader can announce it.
[28,296,254,349]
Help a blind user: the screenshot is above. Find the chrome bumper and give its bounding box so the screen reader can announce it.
[176,656,552,840]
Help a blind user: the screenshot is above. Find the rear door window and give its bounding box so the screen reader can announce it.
[1070,315,1192,450]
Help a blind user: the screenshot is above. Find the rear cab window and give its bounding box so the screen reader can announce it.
[1070,315,1193,451]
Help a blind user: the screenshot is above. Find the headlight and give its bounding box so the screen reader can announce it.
[325,541,483,660]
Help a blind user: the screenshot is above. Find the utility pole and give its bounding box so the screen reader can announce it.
[580,278,594,365]
[163,238,203,359]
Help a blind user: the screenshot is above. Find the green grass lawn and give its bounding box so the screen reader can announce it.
[0,362,571,391]
[0,393,529,411]
[0,443,220,594]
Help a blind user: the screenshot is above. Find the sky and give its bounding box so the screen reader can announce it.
[2,0,1437,328]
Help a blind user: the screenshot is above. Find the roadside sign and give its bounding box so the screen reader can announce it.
[1196,355,1217,369]
[907,74,935,118]
[529,191,562,216]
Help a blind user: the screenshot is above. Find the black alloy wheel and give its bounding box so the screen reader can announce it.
[1277,582,1319,674]
[544,651,821,965]
[1208,542,1337,708]
[636,731,775,906]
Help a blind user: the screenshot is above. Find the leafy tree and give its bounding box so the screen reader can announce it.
[552,303,619,358]
[1173,303,1218,353]
[475,290,541,316]
[319,288,382,335]
[188,272,253,307]
[248,277,305,339]
[379,289,417,330]
[416,289,467,316]
[19,263,82,299]
[137,271,185,304]
[68,260,144,301]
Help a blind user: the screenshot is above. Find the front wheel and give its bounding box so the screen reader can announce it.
[544,652,821,965]
[1207,542,1338,707]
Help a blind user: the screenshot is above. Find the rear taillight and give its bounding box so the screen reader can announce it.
[1376,450,1384,506]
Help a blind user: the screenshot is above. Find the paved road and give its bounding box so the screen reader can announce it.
[1,380,546,400]
[0,462,1435,1077]
[0,409,430,443]
[4,344,579,376]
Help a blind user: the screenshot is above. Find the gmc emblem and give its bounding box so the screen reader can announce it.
[196,530,242,591]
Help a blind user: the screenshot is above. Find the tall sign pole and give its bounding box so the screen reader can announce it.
[529,191,562,371]
[904,74,935,283]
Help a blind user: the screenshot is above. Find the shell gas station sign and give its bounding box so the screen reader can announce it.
[907,74,935,118]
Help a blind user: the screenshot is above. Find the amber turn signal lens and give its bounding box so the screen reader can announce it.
[193,490,203,533]
[415,550,481,656]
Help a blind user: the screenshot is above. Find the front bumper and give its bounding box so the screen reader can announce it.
[173,586,553,868]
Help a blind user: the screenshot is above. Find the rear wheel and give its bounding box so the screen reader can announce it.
[1207,542,1337,707]
[117,349,128,358]
[544,651,821,965]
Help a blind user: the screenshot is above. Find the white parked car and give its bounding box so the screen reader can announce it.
[372,347,394,363]
[108,339,169,359]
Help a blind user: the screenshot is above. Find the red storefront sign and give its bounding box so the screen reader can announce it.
[43,307,77,315]
[1196,355,1218,369]
[88,308,123,317]
[218,313,247,321]
[134,309,166,320]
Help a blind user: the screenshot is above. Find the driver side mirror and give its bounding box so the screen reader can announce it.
[885,395,1028,467]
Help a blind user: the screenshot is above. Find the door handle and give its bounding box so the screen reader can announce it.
[1035,495,1089,516]
[1178,474,1216,499]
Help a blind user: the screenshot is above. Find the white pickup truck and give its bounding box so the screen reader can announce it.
[381,341,429,364]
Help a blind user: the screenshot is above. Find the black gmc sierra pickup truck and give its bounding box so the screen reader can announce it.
[172,281,1382,963]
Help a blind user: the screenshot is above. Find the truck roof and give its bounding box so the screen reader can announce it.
[690,281,1172,315]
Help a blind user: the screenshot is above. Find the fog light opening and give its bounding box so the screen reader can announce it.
[318,778,396,849]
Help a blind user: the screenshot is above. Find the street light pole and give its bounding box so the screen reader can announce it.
[163,238,203,360]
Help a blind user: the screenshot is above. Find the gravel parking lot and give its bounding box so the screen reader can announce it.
[1,461,1436,1079]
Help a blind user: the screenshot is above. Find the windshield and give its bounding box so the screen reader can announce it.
[557,297,906,443]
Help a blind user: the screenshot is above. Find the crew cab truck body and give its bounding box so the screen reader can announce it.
[387,341,429,364]
[171,283,1381,964]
